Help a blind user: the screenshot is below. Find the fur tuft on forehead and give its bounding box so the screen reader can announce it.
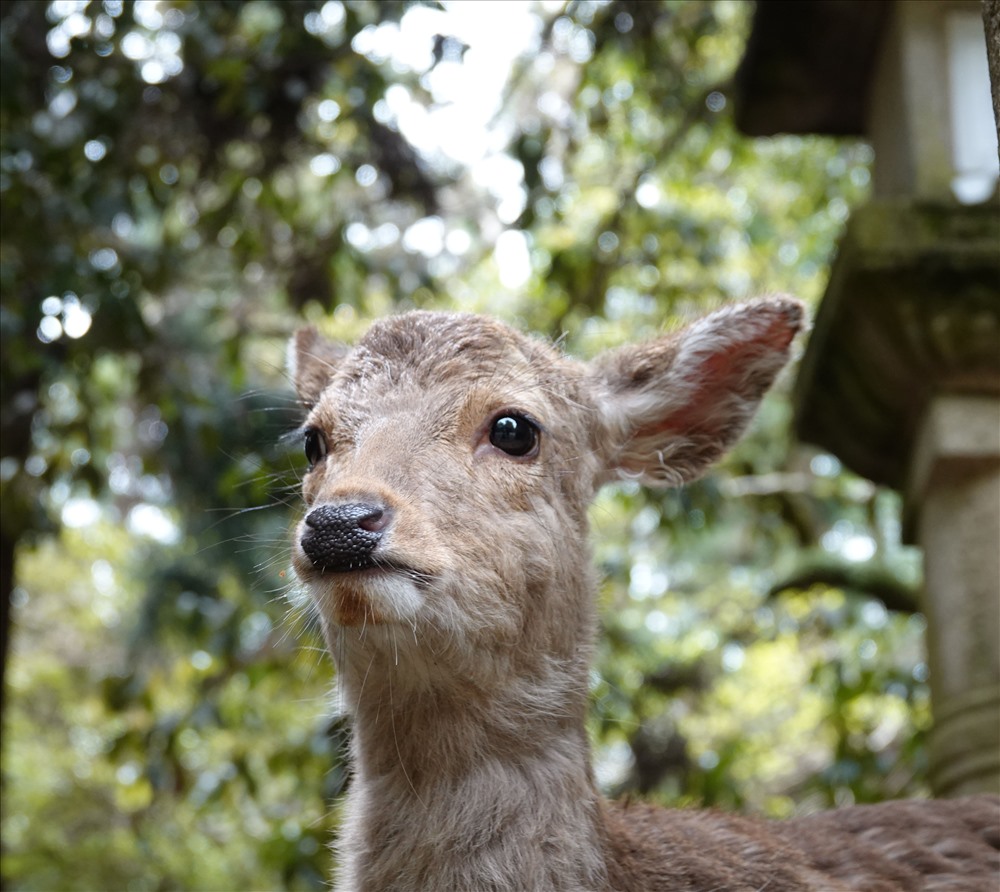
[348,310,563,384]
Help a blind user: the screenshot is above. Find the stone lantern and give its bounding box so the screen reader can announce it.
[735,0,1000,796]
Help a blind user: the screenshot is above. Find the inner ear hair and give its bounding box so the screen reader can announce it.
[594,298,804,487]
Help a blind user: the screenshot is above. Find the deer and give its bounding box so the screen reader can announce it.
[286,298,1000,892]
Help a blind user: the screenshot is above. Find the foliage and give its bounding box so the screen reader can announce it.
[1,1,927,888]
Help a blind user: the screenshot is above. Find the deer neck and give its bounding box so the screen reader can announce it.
[333,642,610,891]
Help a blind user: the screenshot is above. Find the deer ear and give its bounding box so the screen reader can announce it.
[288,326,348,409]
[591,298,804,487]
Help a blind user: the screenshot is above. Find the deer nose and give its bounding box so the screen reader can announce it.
[301,502,392,572]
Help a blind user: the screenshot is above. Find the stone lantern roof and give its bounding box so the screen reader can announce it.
[734,0,890,137]
[792,201,999,492]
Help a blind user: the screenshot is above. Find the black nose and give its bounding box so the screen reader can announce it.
[300,502,391,572]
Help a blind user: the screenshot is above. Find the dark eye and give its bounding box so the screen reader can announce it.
[303,428,328,467]
[489,414,539,457]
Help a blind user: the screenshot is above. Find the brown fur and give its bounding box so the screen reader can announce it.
[287,301,1000,892]
[603,797,999,891]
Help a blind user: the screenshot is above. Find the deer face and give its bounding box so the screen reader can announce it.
[290,312,604,684]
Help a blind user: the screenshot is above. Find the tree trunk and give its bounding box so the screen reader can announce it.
[985,0,1000,153]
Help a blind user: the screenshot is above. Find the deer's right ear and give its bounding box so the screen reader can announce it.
[288,326,348,409]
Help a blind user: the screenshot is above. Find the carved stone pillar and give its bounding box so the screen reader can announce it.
[909,395,1000,794]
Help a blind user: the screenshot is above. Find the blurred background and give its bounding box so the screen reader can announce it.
[2,1,996,889]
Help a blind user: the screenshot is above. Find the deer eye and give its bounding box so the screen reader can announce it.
[303,428,328,467]
[489,414,539,457]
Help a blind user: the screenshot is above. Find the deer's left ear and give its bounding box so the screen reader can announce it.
[287,326,348,409]
[590,298,804,487]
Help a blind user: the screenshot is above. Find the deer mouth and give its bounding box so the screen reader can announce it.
[299,557,430,628]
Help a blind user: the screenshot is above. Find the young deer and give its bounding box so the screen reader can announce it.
[288,299,999,892]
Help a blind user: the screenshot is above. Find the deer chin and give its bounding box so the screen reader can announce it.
[309,567,424,628]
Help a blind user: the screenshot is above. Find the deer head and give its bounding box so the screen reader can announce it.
[287,300,803,698]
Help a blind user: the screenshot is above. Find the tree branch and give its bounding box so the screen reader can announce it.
[768,554,920,614]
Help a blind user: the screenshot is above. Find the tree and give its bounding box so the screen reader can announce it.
[985,0,1000,148]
